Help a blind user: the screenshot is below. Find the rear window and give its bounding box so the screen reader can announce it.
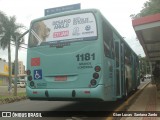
[29,12,98,47]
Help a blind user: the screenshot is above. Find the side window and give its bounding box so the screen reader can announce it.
[115,42,119,67]
[103,21,114,58]
[125,46,132,65]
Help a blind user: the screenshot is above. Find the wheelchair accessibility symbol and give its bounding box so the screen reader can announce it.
[34,69,42,80]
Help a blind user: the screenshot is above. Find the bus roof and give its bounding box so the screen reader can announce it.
[30,9,100,23]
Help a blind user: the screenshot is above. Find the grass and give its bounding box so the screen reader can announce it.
[0,92,27,101]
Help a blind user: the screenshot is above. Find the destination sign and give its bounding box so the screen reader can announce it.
[44,3,81,16]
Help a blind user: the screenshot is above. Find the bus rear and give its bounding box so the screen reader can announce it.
[26,9,105,101]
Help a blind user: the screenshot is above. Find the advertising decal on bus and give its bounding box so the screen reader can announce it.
[29,13,97,47]
[31,58,40,66]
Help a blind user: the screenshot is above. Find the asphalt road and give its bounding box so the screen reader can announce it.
[0,99,117,120]
[0,99,119,119]
[0,79,150,120]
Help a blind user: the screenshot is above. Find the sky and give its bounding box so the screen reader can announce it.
[0,0,147,66]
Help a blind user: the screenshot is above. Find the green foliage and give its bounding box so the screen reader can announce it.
[139,56,151,74]
[0,11,25,49]
[130,0,160,19]
[0,11,25,92]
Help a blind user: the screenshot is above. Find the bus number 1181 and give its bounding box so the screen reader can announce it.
[76,53,95,61]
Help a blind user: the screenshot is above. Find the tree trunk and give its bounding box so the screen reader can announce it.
[8,42,12,93]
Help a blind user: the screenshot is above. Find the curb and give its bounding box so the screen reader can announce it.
[106,81,150,120]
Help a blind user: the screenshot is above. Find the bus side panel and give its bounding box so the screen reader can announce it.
[102,57,116,101]
[101,17,116,101]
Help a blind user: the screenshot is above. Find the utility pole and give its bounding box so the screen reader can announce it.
[14,30,29,96]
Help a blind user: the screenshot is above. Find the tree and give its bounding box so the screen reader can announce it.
[0,11,25,93]
[130,0,160,19]
[138,56,151,75]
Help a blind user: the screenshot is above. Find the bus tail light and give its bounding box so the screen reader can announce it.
[95,66,101,72]
[93,73,99,79]
[90,79,97,86]
[27,70,31,75]
[30,81,34,87]
[28,76,32,81]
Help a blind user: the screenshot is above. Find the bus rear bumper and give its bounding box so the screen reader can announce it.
[26,85,106,101]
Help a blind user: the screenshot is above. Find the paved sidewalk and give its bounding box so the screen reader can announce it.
[120,83,160,120]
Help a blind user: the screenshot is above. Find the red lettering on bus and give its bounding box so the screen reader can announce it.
[53,31,69,38]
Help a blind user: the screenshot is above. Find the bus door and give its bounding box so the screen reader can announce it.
[132,55,136,89]
[133,55,139,89]
[114,40,122,98]
[120,42,125,97]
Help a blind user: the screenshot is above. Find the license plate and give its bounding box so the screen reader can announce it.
[55,76,67,81]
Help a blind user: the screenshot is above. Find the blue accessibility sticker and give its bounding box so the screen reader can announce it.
[34,69,42,80]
